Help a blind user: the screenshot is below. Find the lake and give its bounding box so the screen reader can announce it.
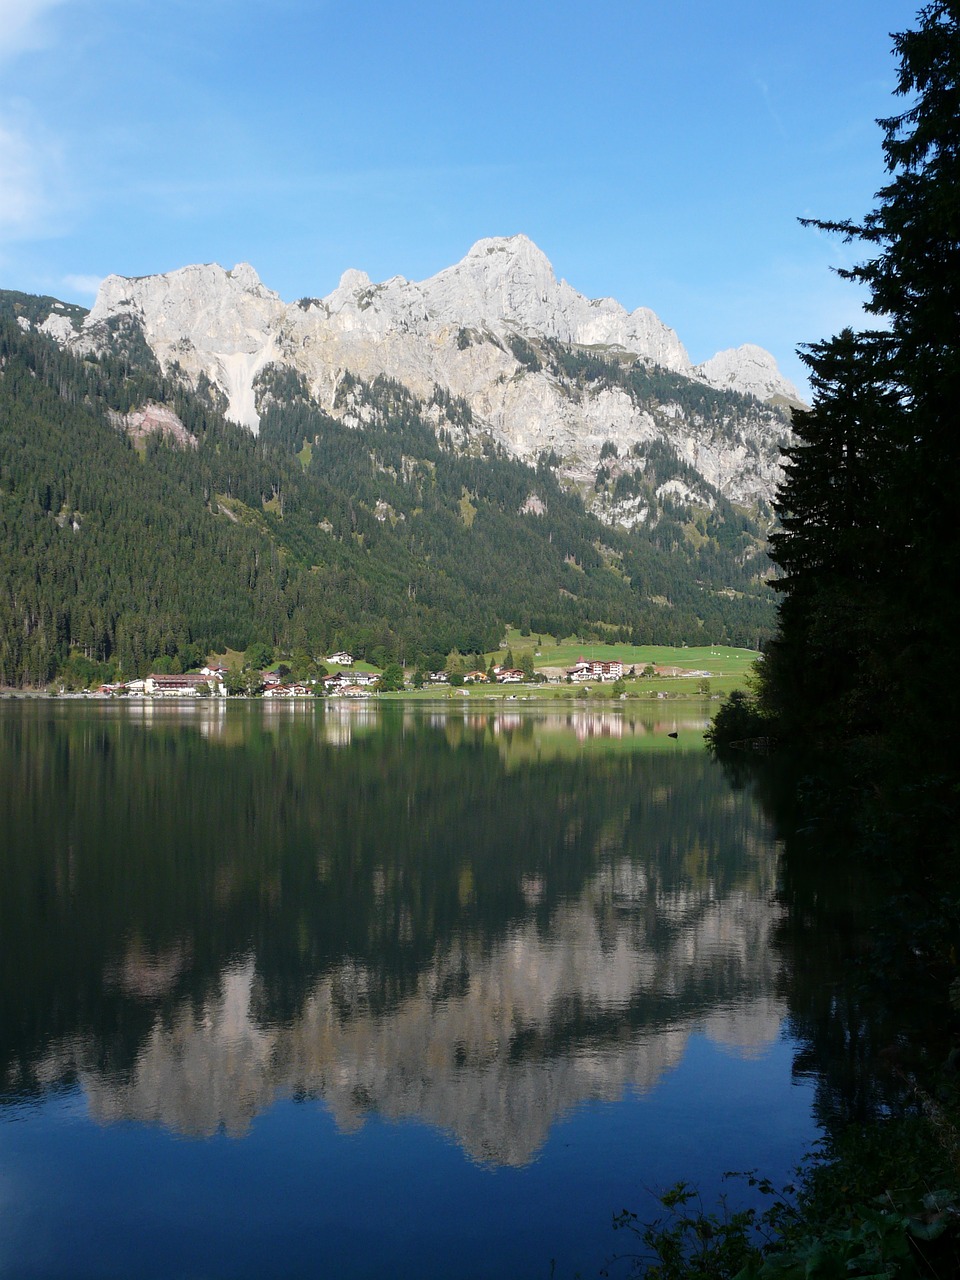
[0,699,818,1279]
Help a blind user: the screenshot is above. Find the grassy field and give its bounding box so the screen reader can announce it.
[210,636,759,700]
[385,678,740,700]
[495,628,757,673]
[492,631,758,682]
[389,660,755,700]
[208,649,383,674]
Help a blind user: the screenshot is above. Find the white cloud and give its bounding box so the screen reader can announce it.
[0,107,69,243]
[63,272,102,296]
[0,3,76,240]
[0,0,73,61]
[754,77,788,140]
[0,122,49,236]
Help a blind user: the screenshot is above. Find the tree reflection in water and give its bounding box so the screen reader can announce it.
[0,700,798,1167]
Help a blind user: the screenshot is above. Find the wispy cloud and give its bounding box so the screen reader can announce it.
[0,119,63,239]
[0,2,77,248]
[754,77,788,139]
[63,272,102,296]
[0,0,74,61]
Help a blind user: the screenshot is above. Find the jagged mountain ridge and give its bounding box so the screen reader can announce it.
[0,300,779,686]
[49,236,800,516]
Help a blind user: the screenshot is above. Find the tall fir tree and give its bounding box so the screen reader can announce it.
[765,330,898,737]
[765,1,960,746]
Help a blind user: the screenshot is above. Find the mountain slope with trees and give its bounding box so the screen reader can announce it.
[0,305,776,686]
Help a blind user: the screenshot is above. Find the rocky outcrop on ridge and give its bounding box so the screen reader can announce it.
[61,236,804,513]
[107,402,197,450]
[695,342,803,404]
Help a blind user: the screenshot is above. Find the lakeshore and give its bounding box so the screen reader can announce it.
[10,642,759,704]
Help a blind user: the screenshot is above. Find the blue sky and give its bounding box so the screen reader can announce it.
[0,0,918,394]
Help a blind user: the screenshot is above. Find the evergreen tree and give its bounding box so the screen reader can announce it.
[377,663,405,692]
[765,330,898,737]
[765,1,960,746]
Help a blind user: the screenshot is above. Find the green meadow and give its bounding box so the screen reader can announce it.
[484,631,759,696]
[496,628,757,672]
[212,635,759,700]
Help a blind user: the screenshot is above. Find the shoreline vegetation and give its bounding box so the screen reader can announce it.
[655,730,960,1280]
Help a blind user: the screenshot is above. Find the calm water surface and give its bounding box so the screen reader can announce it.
[0,700,817,1279]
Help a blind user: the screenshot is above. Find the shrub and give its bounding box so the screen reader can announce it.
[704,690,769,748]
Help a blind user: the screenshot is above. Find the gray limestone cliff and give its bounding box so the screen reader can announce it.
[64,236,804,514]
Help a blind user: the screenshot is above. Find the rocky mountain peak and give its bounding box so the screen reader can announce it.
[463,234,560,289]
[419,234,562,335]
[83,261,286,429]
[226,262,266,291]
[695,343,804,406]
[337,267,372,291]
[65,239,802,507]
[464,231,551,265]
[87,261,282,332]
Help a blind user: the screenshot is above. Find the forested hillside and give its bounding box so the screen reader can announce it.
[0,305,775,686]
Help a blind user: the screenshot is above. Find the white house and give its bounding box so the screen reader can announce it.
[263,683,314,698]
[145,673,225,697]
[566,658,623,683]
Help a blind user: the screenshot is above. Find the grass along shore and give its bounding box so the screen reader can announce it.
[262,640,756,700]
[24,641,759,699]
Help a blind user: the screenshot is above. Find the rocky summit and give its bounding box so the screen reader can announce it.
[1,242,787,685]
[44,236,802,517]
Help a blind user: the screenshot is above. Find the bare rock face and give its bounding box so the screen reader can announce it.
[39,312,78,344]
[84,262,287,429]
[108,402,197,449]
[69,237,803,510]
[312,234,693,370]
[696,343,804,406]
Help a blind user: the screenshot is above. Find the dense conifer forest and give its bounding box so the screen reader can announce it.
[0,303,776,686]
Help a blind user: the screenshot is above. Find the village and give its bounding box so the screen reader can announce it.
[88,653,716,700]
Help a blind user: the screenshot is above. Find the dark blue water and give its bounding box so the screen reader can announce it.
[0,700,817,1279]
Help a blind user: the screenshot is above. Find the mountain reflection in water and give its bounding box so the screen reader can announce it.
[1,700,786,1169]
